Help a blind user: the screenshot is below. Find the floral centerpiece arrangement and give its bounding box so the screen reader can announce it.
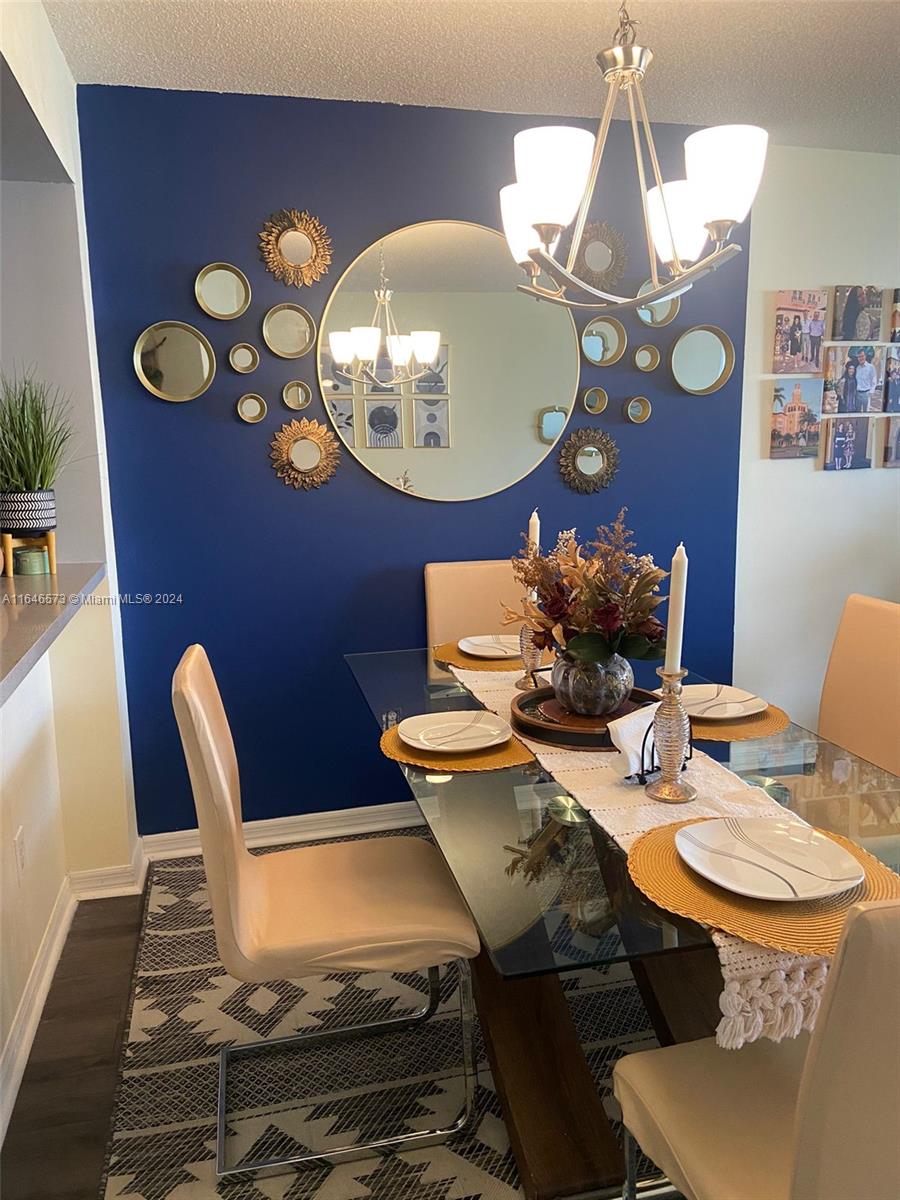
[505,508,668,715]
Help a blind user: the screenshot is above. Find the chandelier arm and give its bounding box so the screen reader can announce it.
[624,84,659,288]
[633,78,685,276]
[529,247,632,303]
[518,243,742,311]
[565,81,619,274]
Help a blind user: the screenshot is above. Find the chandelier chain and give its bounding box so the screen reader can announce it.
[613,3,638,46]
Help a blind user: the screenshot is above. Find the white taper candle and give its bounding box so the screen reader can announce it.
[528,508,540,552]
[663,543,688,675]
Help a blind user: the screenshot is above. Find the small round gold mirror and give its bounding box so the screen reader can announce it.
[582,386,608,414]
[134,321,215,402]
[623,396,652,424]
[636,279,681,327]
[670,325,735,395]
[236,393,266,423]
[263,304,316,359]
[229,343,259,373]
[270,418,340,490]
[559,428,619,493]
[194,262,251,320]
[259,209,332,288]
[282,380,312,410]
[634,344,660,372]
[581,317,626,366]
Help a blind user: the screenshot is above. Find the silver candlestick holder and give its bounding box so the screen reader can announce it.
[516,622,543,690]
[645,667,697,804]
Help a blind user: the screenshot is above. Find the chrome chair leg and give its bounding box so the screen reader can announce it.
[623,1128,638,1200]
[216,959,476,1180]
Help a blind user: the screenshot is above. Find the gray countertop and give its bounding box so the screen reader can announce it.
[0,562,106,706]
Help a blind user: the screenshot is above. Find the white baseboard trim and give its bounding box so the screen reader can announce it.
[142,799,425,861]
[0,876,77,1143]
[68,837,148,900]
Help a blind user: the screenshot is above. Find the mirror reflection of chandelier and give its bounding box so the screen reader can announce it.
[327,244,440,386]
[499,2,768,314]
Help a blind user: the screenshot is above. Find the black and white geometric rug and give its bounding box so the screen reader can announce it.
[100,829,659,1199]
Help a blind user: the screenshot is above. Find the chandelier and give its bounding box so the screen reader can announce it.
[499,2,768,313]
[327,244,440,386]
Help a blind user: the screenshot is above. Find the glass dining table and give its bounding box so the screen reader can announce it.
[346,647,900,1200]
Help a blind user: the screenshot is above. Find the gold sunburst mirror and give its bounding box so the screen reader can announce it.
[259,209,332,288]
[270,418,340,490]
[572,220,627,292]
[558,428,620,493]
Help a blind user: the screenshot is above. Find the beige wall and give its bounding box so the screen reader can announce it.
[735,144,900,729]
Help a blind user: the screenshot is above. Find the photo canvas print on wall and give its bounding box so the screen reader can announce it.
[823,417,872,471]
[822,345,887,413]
[769,379,822,459]
[890,288,900,343]
[771,289,829,374]
[413,397,450,447]
[831,286,884,341]
[885,346,900,412]
[884,417,900,467]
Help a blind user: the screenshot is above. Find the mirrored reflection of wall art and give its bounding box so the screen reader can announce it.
[884,417,900,467]
[327,398,355,446]
[133,321,215,402]
[229,343,259,373]
[282,381,311,411]
[823,345,887,414]
[412,345,450,395]
[363,352,403,397]
[259,209,332,288]
[581,317,626,366]
[832,286,884,342]
[414,397,451,448]
[823,417,872,472]
[236,393,267,424]
[769,379,822,459]
[771,289,829,375]
[318,347,352,395]
[365,398,403,448]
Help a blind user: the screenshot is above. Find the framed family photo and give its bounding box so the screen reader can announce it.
[769,379,822,459]
[771,289,829,374]
[831,286,884,342]
[822,345,887,414]
[822,417,873,472]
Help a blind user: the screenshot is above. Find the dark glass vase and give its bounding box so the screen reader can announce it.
[551,651,634,716]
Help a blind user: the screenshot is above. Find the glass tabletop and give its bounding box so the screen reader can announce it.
[346,648,900,980]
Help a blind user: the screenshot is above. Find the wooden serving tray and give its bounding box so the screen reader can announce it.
[511,686,657,751]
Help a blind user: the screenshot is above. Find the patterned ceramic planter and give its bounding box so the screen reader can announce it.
[0,489,57,535]
[551,650,634,716]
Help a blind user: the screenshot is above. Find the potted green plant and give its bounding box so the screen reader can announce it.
[506,508,669,716]
[0,370,72,536]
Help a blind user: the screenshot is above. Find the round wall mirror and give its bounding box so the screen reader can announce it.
[194,263,251,319]
[581,317,626,366]
[270,418,340,490]
[636,279,681,327]
[623,396,652,424]
[572,220,627,291]
[289,438,322,470]
[634,344,660,372]
[283,380,312,410]
[582,387,608,414]
[229,343,259,373]
[236,393,266,423]
[670,325,735,395]
[559,428,619,493]
[133,321,215,402]
[263,304,316,359]
[260,209,332,287]
[278,230,313,266]
[318,221,579,501]
[576,446,605,475]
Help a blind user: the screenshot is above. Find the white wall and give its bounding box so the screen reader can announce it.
[735,144,900,730]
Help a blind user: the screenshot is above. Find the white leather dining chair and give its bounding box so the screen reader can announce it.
[613,900,900,1200]
[818,593,900,775]
[172,644,481,1179]
[424,558,519,647]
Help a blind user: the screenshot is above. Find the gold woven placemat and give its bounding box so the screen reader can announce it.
[380,725,534,772]
[432,640,525,672]
[628,818,900,956]
[691,704,791,742]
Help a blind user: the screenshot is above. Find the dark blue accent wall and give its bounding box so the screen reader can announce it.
[78,87,748,835]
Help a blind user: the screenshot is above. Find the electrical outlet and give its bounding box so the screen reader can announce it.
[13,826,25,882]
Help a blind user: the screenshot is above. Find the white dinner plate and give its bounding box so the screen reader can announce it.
[397,711,512,754]
[457,634,521,660]
[655,683,768,721]
[674,817,864,902]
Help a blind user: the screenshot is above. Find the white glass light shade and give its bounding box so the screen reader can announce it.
[410,330,440,365]
[350,325,381,362]
[500,183,546,265]
[386,333,413,367]
[328,330,356,364]
[647,181,709,266]
[514,126,595,227]
[684,125,768,226]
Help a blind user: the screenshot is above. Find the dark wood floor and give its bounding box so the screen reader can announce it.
[1,894,144,1200]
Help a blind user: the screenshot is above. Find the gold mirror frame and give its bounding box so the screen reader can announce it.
[636,280,681,327]
[670,325,736,395]
[558,428,620,493]
[270,418,340,490]
[282,380,312,410]
[583,386,608,414]
[194,262,251,319]
[581,316,627,366]
[133,320,216,402]
[572,220,627,292]
[236,393,267,424]
[536,405,568,445]
[263,303,317,359]
[623,396,652,424]
[259,209,332,288]
[634,344,661,372]
[229,343,259,373]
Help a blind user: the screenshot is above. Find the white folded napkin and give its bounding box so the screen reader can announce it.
[607,701,659,777]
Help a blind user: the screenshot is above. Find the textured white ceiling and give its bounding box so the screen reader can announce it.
[44,0,900,153]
